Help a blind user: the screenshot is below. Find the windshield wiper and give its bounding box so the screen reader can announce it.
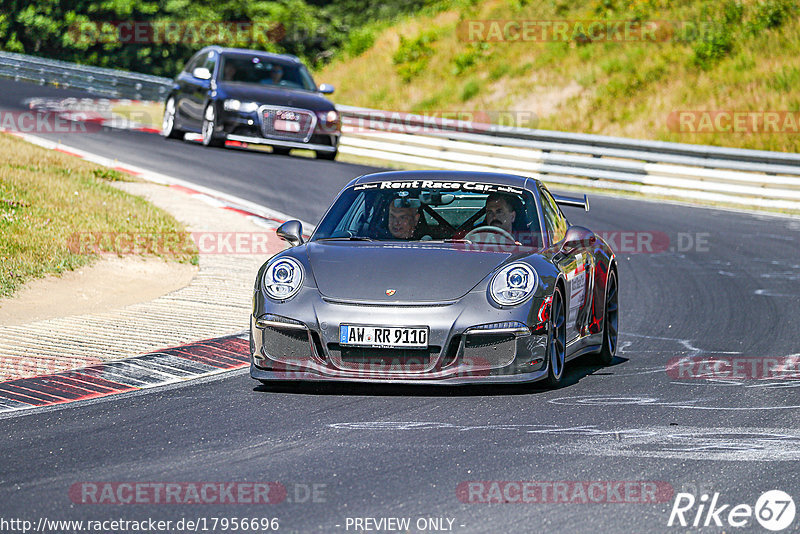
[437,238,473,244]
[316,236,375,242]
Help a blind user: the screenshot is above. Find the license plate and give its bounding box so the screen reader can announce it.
[274,118,301,132]
[339,324,428,349]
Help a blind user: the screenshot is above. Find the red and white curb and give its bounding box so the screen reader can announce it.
[0,334,250,413]
[0,123,314,408]
[25,97,161,134]
[24,97,254,147]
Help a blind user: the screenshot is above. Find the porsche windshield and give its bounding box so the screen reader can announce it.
[313,181,543,247]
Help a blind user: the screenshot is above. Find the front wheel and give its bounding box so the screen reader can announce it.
[596,269,618,365]
[544,286,567,388]
[201,104,226,148]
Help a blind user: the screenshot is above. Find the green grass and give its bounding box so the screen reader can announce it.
[317,0,800,153]
[460,79,480,101]
[0,133,195,298]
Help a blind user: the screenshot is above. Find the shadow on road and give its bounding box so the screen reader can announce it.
[252,355,629,397]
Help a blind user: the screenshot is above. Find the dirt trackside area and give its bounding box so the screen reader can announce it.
[0,131,196,301]
[0,135,284,380]
[0,256,196,326]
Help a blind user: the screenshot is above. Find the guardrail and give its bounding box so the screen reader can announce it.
[0,51,171,101]
[337,107,800,210]
[1,51,798,210]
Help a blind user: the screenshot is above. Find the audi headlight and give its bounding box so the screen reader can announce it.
[489,263,537,306]
[263,257,304,300]
[224,99,259,113]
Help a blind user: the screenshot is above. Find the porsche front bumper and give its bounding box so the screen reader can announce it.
[250,292,550,385]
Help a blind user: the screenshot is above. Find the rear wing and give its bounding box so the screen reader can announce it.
[553,194,589,212]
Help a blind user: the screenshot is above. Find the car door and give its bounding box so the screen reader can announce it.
[172,52,204,130]
[540,187,587,343]
[178,50,217,130]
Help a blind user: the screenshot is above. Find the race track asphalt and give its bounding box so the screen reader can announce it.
[1,78,799,534]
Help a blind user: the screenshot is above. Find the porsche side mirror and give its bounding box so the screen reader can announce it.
[277,220,304,246]
[318,83,335,94]
[192,67,212,80]
[562,225,595,252]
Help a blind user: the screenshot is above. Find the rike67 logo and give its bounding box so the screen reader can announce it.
[668,490,796,531]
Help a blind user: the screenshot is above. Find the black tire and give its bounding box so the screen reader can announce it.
[596,269,619,365]
[161,97,184,139]
[544,285,567,388]
[315,149,337,160]
[201,104,226,148]
[272,146,291,156]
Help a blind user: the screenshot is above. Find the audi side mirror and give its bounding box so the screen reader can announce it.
[192,67,212,80]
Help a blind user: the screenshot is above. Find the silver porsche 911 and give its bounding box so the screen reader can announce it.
[250,170,618,387]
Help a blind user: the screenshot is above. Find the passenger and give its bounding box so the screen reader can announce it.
[387,204,421,240]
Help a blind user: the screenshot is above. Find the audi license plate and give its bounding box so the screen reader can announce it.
[339,324,428,349]
[274,118,301,132]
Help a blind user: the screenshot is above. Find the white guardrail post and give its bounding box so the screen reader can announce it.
[1,52,798,209]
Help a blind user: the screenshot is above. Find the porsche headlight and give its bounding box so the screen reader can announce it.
[224,99,259,113]
[263,257,304,300]
[489,263,537,306]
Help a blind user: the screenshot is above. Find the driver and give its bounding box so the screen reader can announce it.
[223,63,237,81]
[388,204,421,239]
[484,193,517,234]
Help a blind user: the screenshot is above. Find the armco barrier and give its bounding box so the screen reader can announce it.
[336,125,800,210]
[0,51,171,101]
[1,51,798,210]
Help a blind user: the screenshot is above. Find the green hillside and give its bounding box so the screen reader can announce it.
[318,0,800,152]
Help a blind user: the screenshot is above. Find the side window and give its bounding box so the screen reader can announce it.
[333,193,366,235]
[183,53,204,73]
[540,188,567,245]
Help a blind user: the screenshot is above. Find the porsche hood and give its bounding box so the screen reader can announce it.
[304,242,511,302]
